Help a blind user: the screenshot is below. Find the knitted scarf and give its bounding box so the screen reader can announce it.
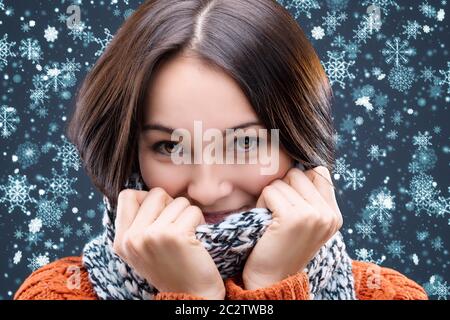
[82,170,357,300]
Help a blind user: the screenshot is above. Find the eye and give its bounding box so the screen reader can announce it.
[152,141,183,156]
[234,136,260,152]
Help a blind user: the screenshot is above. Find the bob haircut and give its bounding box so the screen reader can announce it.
[67,0,335,211]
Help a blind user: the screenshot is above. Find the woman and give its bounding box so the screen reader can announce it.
[15,0,427,300]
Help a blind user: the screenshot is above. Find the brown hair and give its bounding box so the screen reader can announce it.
[67,0,335,210]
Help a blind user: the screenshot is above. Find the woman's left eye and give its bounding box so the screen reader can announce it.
[234,136,260,152]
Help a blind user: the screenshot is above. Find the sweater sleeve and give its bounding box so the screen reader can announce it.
[351,260,428,300]
[224,272,310,300]
[14,257,98,300]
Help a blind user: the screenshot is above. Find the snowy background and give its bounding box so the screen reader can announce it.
[0,0,448,299]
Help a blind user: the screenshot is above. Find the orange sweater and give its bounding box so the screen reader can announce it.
[14,256,428,300]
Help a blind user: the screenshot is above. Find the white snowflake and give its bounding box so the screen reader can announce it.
[402,20,422,39]
[355,96,373,111]
[0,34,16,70]
[439,62,450,94]
[18,38,43,64]
[94,28,114,56]
[0,174,36,213]
[44,26,59,42]
[321,50,355,89]
[436,9,445,21]
[28,217,43,234]
[311,26,325,40]
[0,105,20,138]
[381,37,416,66]
[13,251,22,265]
[343,168,366,190]
[413,131,432,150]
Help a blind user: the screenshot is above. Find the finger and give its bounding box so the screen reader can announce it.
[270,179,314,215]
[258,185,292,218]
[151,197,191,228]
[129,187,173,233]
[282,167,328,209]
[304,166,342,225]
[304,166,335,205]
[172,205,206,241]
[115,190,148,245]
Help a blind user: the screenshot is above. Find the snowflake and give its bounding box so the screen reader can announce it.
[439,62,450,94]
[388,65,415,93]
[278,0,320,19]
[27,253,50,271]
[413,131,432,150]
[94,28,114,56]
[416,230,429,241]
[429,196,450,217]
[18,38,43,64]
[355,220,376,239]
[13,251,22,265]
[343,41,361,60]
[0,174,36,213]
[41,168,78,206]
[367,187,395,223]
[386,240,405,259]
[16,141,41,169]
[409,173,440,214]
[354,248,386,265]
[0,34,16,70]
[390,110,403,125]
[52,136,81,171]
[402,20,422,40]
[311,26,325,40]
[36,197,63,228]
[420,66,435,82]
[340,114,356,133]
[28,217,43,234]
[430,236,444,252]
[322,11,347,35]
[68,21,86,40]
[436,9,445,21]
[419,1,437,19]
[368,144,386,161]
[386,129,398,140]
[322,50,355,89]
[381,37,416,66]
[431,280,449,300]
[44,26,59,42]
[333,157,349,177]
[0,105,20,138]
[343,168,366,190]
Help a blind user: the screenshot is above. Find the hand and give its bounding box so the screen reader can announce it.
[112,187,226,300]
[242,166,343,290]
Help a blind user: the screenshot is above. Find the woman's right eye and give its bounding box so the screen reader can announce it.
[151,141,183,156]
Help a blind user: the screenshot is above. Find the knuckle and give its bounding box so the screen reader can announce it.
[149,187,168,199]
[175,196,190,206]
[186,205,202,215]
[118,189,136,203]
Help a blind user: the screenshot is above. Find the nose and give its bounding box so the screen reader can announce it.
[187,163,233,207]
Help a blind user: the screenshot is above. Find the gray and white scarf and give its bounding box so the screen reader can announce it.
[82,171,357,300]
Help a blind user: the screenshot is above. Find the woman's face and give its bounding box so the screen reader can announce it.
[138,53,293,223]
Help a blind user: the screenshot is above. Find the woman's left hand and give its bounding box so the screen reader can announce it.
[242,165,343,290]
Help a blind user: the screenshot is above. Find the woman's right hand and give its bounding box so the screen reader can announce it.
[112,187,226,300]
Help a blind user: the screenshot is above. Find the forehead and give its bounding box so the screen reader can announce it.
[143,53,259,130]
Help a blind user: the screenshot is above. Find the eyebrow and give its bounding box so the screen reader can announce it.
[141,121,263,135]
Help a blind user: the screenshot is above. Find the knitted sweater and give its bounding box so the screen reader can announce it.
[14,256,427,300]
